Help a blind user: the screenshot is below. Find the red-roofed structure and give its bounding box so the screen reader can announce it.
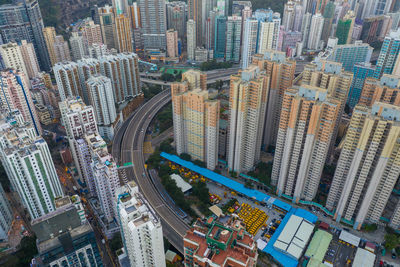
[183,217,258,267]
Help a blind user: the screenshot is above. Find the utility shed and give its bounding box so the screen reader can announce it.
[339,230,360,247]
[170,174,192,194]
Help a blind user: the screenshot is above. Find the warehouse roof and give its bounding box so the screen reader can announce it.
[352,248,375,267]
[305,230,333,261]
[273,215,314,260]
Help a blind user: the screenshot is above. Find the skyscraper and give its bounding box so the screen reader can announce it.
[321,1,335,44]
[257,13,281,54]
[43,27,57,67]
[335,10,355,45]
[92,149,119,222]
[0,43,29,80]
[116,181,166,267]
[272,85,340,202]
[225,16,242,63]
[358,74,400,107]
[181,69,207,90]
[172,84,219,170]
[166,1,187,40]
[86,75,117,139]
[227,65,268,173]
[0,70,42,135]
[282,1,295,31]
[0,183,12,241]
[0,112,63,219]
[301,61,353,155]
[53,35,72,63]
[328,41,373,72]
[138,0,167,50]
[301,12,312,49]
[374,28,400,79]
[59,97,98,139]
[327,102,400,229]
[98,5,118,50]
[115,14,133,53]
[307,13,324,50]
[187,19,196,61]
[347,62,375,108]
[98,53,141,103]
[214,16,227,59]
[19,40,40,79]
[252,51,296,147]
[53,61,83,101]
[70,32,87,61]
[241,17,258,69]
[166,29,179,58]
[0,0,51,70]
[81,19,103,46]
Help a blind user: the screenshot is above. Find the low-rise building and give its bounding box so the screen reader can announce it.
[273,215,314,260]
[183,217,258,266]
[32,197,102,267]
[35,104,52,125]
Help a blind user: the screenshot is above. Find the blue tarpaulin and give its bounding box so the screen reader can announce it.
[160,152,292,212]
[160,152,319,267]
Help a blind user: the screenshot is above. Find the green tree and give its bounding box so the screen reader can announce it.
[215,80,224,90]
[161,73,175,82]
[192,182,210,205]
[109,232,123,252]
[180,153,191,161]
[193,160,206,168]
[147,152,162,169]
[244,180,253,188]
[160,139,174,154]
[384,234,400,250]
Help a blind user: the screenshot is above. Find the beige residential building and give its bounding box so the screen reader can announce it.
[43,27,57,66]
[172,80,219,170]
[181,69,207,91]
[81,19,103,46]
[53,62,83,101]
[252,51,296,148]
[166,29,178,58]
[115,14,133,53]
[301,60,353,155]
[19,40,40,79]
[53,35,71,63]
[0,43,28,80]
[327,102,400,230]
[272,85,340,202]
[0,70,42,135]
[227,65,269,173]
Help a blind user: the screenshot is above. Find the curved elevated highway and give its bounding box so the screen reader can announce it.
[112,90,189,253]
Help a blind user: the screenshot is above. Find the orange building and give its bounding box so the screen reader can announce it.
[359,74,400,107]
[252,51,296,148]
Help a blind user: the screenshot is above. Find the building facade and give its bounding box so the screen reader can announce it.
[0,113,63,219]
[227,65,268,173]
[116,181,166,267]
[327,103,400,229]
